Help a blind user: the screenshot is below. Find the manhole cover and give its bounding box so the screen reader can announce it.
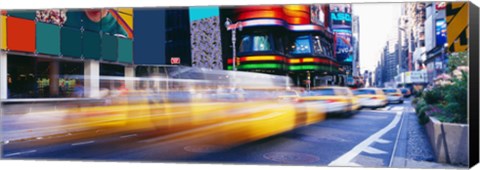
[184,144,225,153]
[263,152,320,164]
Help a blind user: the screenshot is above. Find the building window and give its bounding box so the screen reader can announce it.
[290,35,312,54]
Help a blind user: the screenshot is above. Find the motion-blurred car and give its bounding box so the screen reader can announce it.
[382,88,404,104]
[300,86,359,116]
[354,88,387,109]
[400,88,412,98]
[277,90,301,103]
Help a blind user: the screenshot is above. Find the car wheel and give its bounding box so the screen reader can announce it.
[399,100,404,104]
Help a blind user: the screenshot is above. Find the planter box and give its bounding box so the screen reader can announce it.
[424,116,469,165]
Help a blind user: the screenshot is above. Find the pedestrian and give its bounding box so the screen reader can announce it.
[73,81,84,98]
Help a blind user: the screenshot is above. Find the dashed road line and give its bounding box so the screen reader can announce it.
[71,140,95,146]
[4,150,37,157]
[328,111,403,166]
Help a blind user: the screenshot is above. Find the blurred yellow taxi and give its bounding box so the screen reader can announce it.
[354,88,387,109]
[382,88,404,104]
[299,86,359,116]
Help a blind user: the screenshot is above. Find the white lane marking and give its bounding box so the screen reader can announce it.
[361,110,397,114]
[120,134,138,138]
[376,138,391,144]
[363,146,388,154]
[328,111,402,166]
[390,106,404,111]
[71,140,95,146]
[4,150,37,157]
[388,107,408,167]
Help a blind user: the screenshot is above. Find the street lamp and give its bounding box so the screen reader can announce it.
[225,18,242,71]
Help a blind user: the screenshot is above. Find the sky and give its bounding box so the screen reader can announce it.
[352,3,402,73]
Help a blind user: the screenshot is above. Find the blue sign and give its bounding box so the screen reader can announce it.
[435,19,447,47]
[331,12,351,29]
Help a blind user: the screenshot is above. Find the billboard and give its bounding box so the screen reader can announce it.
[334,29,353,63]
[35,9,133,38]
[435,19,447,47]
[310,4,326,27]
[330,12,352,29]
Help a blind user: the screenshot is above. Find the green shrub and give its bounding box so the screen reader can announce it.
[412,97,419,105]
[423,86,446,105]
[438,72,468,123]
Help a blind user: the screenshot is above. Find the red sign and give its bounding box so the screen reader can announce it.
[436,2,446,10]
[170,57,181,64]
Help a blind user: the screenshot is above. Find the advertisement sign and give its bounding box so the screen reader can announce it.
[36,9,133,39]
[435,19,447,47]
[334,29,352,62]
[410,70,427,83]
[329,4,351,13]
[310,4,325,27]
[330,12,352,29]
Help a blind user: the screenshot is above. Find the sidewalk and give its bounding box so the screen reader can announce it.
[391,104,467,169]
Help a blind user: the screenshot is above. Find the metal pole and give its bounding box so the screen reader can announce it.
[232,29,236,71]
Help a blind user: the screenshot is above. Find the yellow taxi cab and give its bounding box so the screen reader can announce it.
[382,88,404,104]
[298,86,359,116]
[354,88,388,109]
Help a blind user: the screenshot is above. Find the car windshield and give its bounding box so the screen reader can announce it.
[355,89,376,95]
[309,89,336,96]
[383,89,397,93]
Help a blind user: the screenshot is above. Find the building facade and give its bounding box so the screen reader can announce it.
[219,5,340,88]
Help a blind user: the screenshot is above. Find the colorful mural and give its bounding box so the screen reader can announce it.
[2,8,133,63]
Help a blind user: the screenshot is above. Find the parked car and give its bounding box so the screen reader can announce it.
[382,88,404,104]
[354,88,388,109]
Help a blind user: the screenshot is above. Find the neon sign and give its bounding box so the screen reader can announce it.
[331,12,351,21]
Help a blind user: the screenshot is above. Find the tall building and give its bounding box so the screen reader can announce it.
[403,2,427,71]
[352,15,360,77]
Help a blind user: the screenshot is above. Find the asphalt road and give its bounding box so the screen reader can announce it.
[1,100,412,168]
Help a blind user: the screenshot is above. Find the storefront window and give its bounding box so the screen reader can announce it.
[7,55,84,98]
[290,35,312,54]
